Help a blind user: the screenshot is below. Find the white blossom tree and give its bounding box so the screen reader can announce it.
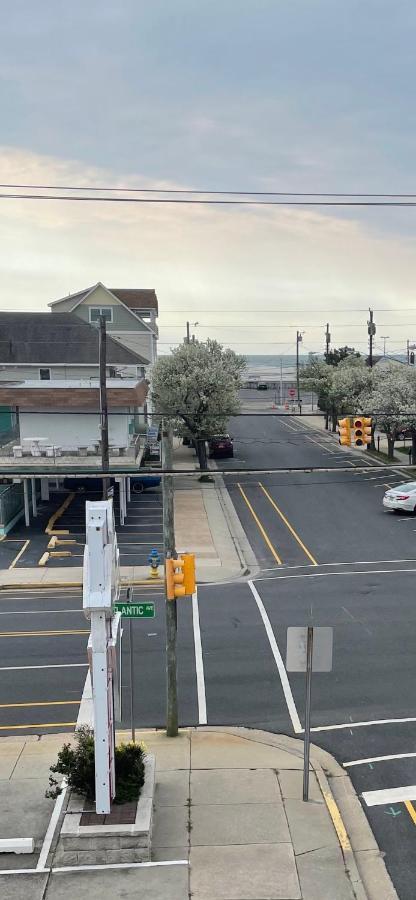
[362,366,415,459]
[151,339,245,472]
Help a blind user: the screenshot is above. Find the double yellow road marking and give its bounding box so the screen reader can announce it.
[237,482,318,567]
[0,629,89,638]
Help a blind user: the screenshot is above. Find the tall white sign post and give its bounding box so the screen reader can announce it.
[83,499,120,815]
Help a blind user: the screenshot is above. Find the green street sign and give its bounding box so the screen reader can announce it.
[114,601,155,619]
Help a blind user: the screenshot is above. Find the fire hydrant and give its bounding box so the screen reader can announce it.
[148,547,161,579]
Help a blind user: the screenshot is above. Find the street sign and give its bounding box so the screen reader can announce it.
[114,601,155,618]
[286,626,333,803]
[288,388,296,398]
[286,626,333,672]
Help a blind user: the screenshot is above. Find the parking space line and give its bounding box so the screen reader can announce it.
[259,483,318,566]
[248,580,302,733]
[8,540,30,569]
[237,484,283,566]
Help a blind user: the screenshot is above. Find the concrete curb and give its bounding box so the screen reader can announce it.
[194,726,398,900]
[208,462,260,578]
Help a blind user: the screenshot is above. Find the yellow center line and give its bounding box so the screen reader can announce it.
[0,629,89,638]
[0,700,79,709]
[259,482,318,566]
[237,483,282,566]
[405,800,416,825]
[9,539,30,570]
[0,721,77,730]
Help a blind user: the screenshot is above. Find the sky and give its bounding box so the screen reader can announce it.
[1,0,416,357]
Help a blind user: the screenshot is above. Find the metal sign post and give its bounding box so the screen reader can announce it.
[114,591,156,743]
[286,625,333,802]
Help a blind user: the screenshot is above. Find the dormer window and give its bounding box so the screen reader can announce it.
[89,306,113,324]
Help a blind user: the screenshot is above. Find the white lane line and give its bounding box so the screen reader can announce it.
[191,588,207,725]
[344,752,416,768]
[363,786,416,807]
[311,716,416,733]
[257,557,416,574]
[259,566,416,583]
[248,580,302,733]
[0,663,88,672]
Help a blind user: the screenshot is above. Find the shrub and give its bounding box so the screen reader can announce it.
[46,725,146,805]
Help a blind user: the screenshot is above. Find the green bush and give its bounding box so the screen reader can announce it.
[46,725,146,805]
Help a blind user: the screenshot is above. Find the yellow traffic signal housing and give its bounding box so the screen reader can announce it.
[338,418,351,446]
[353,417,372,446]
[165,553,196,600]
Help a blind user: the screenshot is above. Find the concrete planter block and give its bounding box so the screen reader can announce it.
[56,753,155,866]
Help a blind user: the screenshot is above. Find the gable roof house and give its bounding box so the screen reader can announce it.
[49,282,158,367]
[0,312,147,382]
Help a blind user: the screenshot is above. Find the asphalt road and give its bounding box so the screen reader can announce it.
[2,406,416,896]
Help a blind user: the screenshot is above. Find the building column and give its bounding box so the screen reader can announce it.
[41,479,49,501]
[126,476,131,504]
[23,480,30,527]
[31,478,37,517]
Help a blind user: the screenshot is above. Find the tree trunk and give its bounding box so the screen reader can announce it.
[325,409,329,431]
[412,431,416,466]
[197,438,211,481]
[331,406,337,433]
[369,422,376,451]
[387,435,395,460]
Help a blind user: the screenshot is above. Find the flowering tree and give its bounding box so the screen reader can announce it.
[363,367,415,459]
[151,339,245,471]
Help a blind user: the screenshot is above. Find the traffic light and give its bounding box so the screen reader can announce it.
[165,553,196,600]
[353,417,372,446]
[338,418,351,446]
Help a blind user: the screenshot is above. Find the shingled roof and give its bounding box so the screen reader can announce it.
[0,313,148,366]
[49,285,158,314]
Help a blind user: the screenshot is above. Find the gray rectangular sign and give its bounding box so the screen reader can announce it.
[286,626,333,672]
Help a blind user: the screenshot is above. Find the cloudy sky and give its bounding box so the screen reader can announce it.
[1,1,416,356]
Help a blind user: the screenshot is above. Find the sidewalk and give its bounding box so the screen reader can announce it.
[0,727,396,900]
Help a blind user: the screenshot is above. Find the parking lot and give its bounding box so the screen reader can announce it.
[0,482,164,570]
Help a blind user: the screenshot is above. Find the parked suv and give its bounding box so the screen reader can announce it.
[208,435,234,458]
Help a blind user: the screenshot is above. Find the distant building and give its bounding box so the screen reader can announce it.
[49,282,158,367]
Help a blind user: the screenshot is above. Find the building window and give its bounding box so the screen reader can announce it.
[89,306,113,324]
[39,368,51,380]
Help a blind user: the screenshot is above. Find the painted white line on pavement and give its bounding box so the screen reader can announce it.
[259,566,416,584]
[311,716,416,733]
[248,580,302,733]
[258,557,416,573]
[344,752,416,768]
[0,609,82,616]
[363,786,416,807]
[36,670,92,871]
[53,859,189,874]
[0,663,88,672]
[192,588,207,725]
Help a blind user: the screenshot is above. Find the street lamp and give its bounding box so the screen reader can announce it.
[186,321,199,344]
[296,330,305,414]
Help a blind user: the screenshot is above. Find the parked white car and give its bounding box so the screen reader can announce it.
[383,482,416,513]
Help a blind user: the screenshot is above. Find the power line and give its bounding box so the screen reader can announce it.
[2,191,416,207]
[3,182,416,198]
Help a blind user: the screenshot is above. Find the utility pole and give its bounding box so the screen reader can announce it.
[325,323,331,361]
[368,309,376,368]
[186,321,190,344]
[296,331,302,414]
[162,421,178,737]
[280,358,283,405]
[407,339,410,365]
[99,315,110,499]
[380,335,389,357]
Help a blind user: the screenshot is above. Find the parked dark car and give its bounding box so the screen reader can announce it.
[208,435,234,458]
[257,382,268,390]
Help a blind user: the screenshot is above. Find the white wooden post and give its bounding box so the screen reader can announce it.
[31,478,37,517]
[83,500,120,814]
[126,476,131,504]
[23,480,30,527]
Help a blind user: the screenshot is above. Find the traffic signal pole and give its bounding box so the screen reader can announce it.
[99,316,110,500]
[162,421,178,737]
